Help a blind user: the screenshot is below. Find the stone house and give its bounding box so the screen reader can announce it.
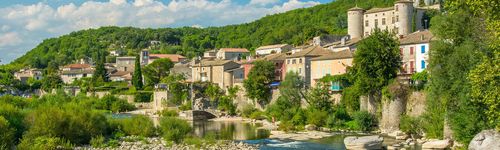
[399,30,433,74]
[14,68,43,83]
[140,50,187,65]
[255,44,292,56]
[216,48,249,61]
[191,59,244,89]
[116,56,135,72]
[60,64,94,84]
[310,50,353,88]
[284,45,331,87]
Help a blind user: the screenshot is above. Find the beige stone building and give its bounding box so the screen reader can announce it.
[60,64,94,84]
[255,44,292,56]
[347,0,437,39]
[14,68,43,83]
[310,50,353,87]
[284,45,331,87]
[216,48,249,61]
[191,59,244,89]
[116,56,135,72]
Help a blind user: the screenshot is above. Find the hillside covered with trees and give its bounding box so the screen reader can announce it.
[9,0,396,69]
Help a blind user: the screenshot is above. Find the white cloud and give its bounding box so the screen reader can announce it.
[0,32,22,47]
[0,0,321,64]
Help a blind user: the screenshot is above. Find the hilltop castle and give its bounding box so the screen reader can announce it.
[347,0,439,39]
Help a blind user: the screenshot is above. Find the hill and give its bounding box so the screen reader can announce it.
[10,0,396,69]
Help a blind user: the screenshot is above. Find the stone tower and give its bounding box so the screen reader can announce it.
[396,0,414,36]
[347,6,364,39]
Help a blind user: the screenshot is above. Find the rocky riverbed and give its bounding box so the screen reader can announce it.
[74,136,259,150]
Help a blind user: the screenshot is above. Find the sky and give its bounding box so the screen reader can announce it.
[0,0,331,65]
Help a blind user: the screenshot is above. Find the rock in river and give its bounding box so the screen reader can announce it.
[422,139,451,149]
[469,129,500,150]
[344,135,384,150]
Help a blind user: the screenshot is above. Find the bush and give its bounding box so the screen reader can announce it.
[17,136,73,150]
[0,116,15,149]
[135,92,152,102]
[94,95,136,112]
[400,115,422,137]
[249,110,266,120]
[326,105,351,129]
[0,102,25,144]
[352,111,375,132]
[90,135,106,148]
[278,121,296,132]
[111,99,136,113]
[241,104,257,118]
[113,115,156,137]
[218,96,237,115]
[179,101,192,111]
[159,109,178,117]
[159,117,192,143]
[291,108,307,126]
[306,108,328,127]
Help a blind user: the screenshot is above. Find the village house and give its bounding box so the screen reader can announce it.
[60,64,94,84]
[110,71,132,82]
[14,68,43,83]
[239,53,286,82]
[216,48,249,61]
[324,36,362,52]
[284,45,331,87]
[115,56,135,72]
[191,59,244,89]
[203,50,217,59]
[255,44,292,56]
[140,50,187,65]
[310,50,353,88]
[312,35,345,47]
[399,30,433,74]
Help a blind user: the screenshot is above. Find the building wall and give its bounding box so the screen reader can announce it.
[285,57,306,78]
[348,10,364,39]
[415,43,429,72]
[363,10,398,36]
[310,58,353,87]
[61,73,93,84]
[216,52,247,60]
[116,58,135,72]
[400,44,416,74]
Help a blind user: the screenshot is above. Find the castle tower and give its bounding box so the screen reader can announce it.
[396,0,414,36]
[347,6,365,39]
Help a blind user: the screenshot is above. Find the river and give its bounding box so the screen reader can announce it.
[191,120,402,150]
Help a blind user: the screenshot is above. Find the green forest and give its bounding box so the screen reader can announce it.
[8,0,396,69]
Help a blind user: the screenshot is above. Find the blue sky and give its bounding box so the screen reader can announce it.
[0,0,332,65]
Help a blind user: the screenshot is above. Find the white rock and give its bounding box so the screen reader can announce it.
[469,130,500,150]
[422,139,451,149]
[344,135,384,150]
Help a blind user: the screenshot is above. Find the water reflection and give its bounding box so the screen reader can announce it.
[192,121,270,140]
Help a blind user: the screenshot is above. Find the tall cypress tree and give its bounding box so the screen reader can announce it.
[93,51,108,82]
[132,55,143,90]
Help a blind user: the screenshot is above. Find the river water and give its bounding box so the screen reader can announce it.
[192,120,402,150]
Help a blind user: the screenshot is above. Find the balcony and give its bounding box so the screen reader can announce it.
[330,82,343,91]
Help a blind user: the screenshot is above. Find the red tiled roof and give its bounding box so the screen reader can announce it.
[149,54,186,62]
[219,48,249,53]
[63,64,91,69]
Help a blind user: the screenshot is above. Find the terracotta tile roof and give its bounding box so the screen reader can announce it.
[149,54,186,62]
[399,30,434,45]
[286,45,332,58]
[264,53,286,61]
[61,69,94,75]
[219,48,249,53]
[192,59,234,67]
[63,64,91,69]
[256,44,289,50]
[311,50,353,61]
[365,7,394,14]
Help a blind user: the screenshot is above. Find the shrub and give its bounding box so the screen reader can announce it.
[17,136,73,150]
[0,116,15,149]
[114,115,156,137]
[306,108,328,127]
[278,121,296,132]
[326,105,351,129]
[250,110,266,120]
[291,108,307,126]
[159,117,192,143]
[218,96,237,115]
[352,111,375,132]
[0,102,25,143]
[241,104,257,118]
[90,135,106,148]
[135,92,153,102]
[159,109,178,117]
[400,115,422,137]
[111,99,136,113]
[179,101,192,111]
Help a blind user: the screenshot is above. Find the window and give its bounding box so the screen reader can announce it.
[392,17,395,23]
[396,15,399,22]
[400,48,403,55]
[298,68,302,74]
[410,47,414,55]
[421,45,426,53]
[421,60,426,69]
[375,19,378,28]
[292,59,296,64]
[395,6,398,11]
[287,60,290,64]
[365,20,369,27]
[365,32,369,36]
[410,61,414,73]
[382,18,386,25]
[299,59,302,63]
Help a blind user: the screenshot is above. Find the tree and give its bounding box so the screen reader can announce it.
[41,74,63,92]
[161,74,188,105]
[306,82,332,111]
[243,60,275,105]
[92,51,108,82]
[143,58,174,86]
[351,29,401,96]
[132,55,143,90]
[279,72,305,106]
